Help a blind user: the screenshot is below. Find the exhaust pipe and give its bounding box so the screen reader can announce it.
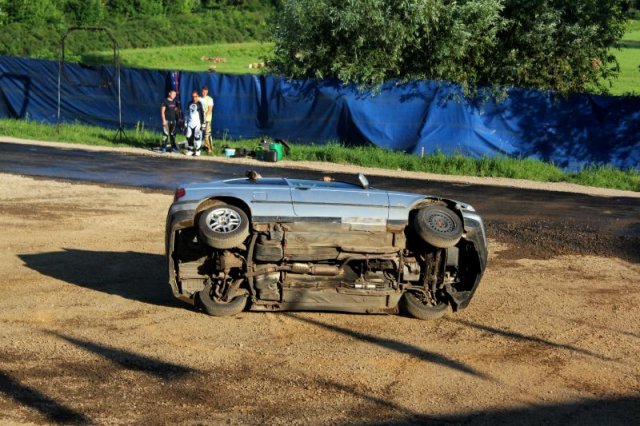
[289,263,340,276]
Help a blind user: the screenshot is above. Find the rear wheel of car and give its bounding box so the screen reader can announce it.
[400,291,448,320]
[198,204,249,249]
[413,205,463,248]
[196,283,248,317]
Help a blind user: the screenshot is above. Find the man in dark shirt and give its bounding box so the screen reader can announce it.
[160,90,180,153]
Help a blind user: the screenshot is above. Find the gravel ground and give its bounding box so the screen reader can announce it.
[0,173,639,425]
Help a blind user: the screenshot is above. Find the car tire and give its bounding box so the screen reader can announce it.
[198,204,249,249]
[413,205,463,248]
[400,292,448,320]
[196,283,248,317]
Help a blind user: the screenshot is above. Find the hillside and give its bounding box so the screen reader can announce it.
[0,0,275,59]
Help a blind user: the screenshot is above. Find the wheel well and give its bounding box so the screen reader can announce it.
[408,198,462,224]
[412,198,449,210]
[196,197,252,220]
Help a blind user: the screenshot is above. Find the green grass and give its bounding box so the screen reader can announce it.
[82,42,273,74]
[609,19,640,95]
[0,119,159,149]
[1,119,637,192]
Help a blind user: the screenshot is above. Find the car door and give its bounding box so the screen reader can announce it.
[218,178,295,222]
[287,179,389,225]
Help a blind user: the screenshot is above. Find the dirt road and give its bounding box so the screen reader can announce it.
[1,173,639,425]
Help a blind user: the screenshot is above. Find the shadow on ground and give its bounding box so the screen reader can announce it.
[0,371,90,425]
[48,331,195,380]
[18,249,182,308]
[356,395,640,425]
[285,313,491,380]
[446,318,617,362]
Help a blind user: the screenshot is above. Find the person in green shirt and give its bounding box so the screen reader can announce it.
[200,86,214,153]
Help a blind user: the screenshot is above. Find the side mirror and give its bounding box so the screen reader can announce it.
[358,173,369,190]
[245,170,262,182]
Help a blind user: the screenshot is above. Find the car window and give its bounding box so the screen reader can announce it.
[287,179,362,189]
[224,178,288,185]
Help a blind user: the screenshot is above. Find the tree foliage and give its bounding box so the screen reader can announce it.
[270,0,628,94]
[2,0,64,26]
[0,0,274,58]
[64,0,105,25]
[497,0,626,93]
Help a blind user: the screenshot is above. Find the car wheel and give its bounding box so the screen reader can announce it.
[196,283,248,317]
[198,204,249,249]
[413,205,463,248]
[400,291,448,320]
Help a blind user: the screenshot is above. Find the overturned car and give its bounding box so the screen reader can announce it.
[166,173,487,320]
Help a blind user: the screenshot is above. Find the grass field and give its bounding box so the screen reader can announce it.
[82,42,273,74]
[609,19,640,95]
[1,119,637,192]
[81,21,640,95]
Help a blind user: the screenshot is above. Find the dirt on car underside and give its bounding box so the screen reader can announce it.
[1,173,639,425]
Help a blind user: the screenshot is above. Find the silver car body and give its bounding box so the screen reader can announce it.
[166,176,487,314]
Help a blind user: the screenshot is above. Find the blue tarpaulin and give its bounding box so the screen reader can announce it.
[1,55,638,170]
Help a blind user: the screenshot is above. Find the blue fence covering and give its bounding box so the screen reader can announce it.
[1,55,639,170]
[0,56,167,130]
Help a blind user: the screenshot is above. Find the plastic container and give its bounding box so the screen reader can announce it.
[269,142,284,161]
[254,146,265,161]
[265,150,278,162]
[224,148,236,157]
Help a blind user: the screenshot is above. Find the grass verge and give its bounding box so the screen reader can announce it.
[0,119,637,192]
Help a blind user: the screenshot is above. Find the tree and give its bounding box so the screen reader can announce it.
[494,0,626,93]
[104,0,164,17]
[270,0,628,94]
[64,0,105,25]
[271,0,503,89]
[0,0,7,26]
[3,0,64,26]
[163,0,199,15]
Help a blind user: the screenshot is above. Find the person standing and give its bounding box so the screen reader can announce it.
[185,90,205,156]
[200,86,214,153]
[160,90,180,153]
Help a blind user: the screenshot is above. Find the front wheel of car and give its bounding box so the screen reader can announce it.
[400,291,448,320]
[198,204,249,249]
[196,283,248,317]
[413,205,463,249]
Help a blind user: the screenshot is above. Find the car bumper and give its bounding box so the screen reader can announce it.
[450,210,488,310]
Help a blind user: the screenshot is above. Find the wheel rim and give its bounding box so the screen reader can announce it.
[205,207,242,233]
[426,211,457,234]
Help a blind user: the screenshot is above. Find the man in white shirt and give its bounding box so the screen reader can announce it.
[200,86,215,153]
